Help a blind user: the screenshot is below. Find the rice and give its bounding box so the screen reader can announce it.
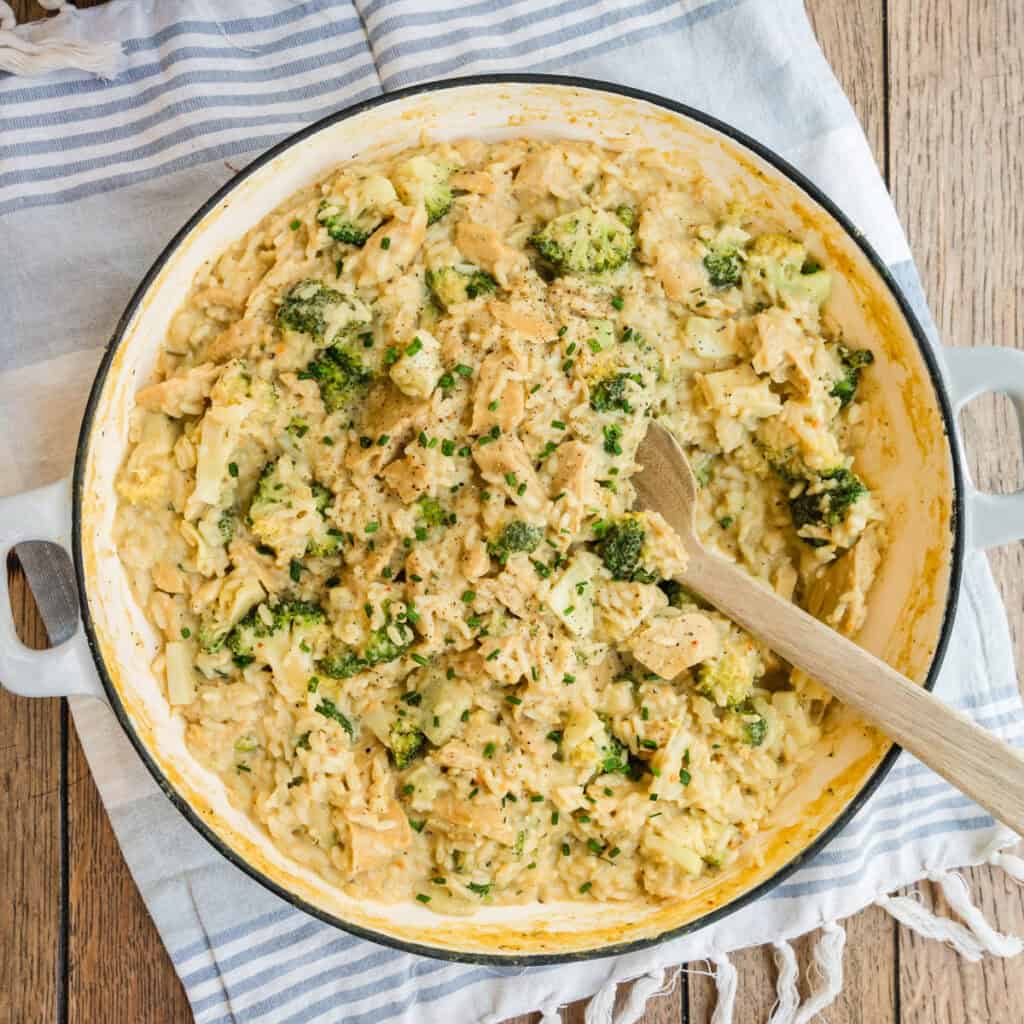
[113,137,883,909]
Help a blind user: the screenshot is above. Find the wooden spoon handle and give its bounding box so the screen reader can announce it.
[683,548,1024,837]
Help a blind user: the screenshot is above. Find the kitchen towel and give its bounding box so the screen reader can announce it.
[1,2,1022,1022]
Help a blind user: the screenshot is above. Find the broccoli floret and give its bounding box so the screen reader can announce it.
[746,234,831,307]
[226,600,325,668]
[299,345,373,413]
[392,156,453,224]
[217,507,236,543]
[363,620,413,665]
[830,345,875,408]
[318,610,414,678]
[311,482,331,513]
[276,280,340,338]
[703,247,743,288]
[693,456,714,488]
[248,456,338,563]
[194,574,266,654]
[316,175,397,246]
[317,201,380,247]
[248,457,297,531]
[614,204,636,229]
[316,647,366,679]
[529,207,634,275]
[307,525,344,558]
[389,718,425,769]
[249,460,280,513]
[196,621,227,654]
[762,444,808,484]
[594,517,656,583]
[488,520,543,563]
[701,225,750,288]
[305,484,343,557]
[696,634,763,708]
[589,372,643,413]
[738,701,768,746]
[598,728,630,775]
[747,233,804,285]
[276,279,372,344]
[788,467,867,545]
[426,266,498,309]
[274,599,325,629]
[561,710,635,777]
[659,580,700,609]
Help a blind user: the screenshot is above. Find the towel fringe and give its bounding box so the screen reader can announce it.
[0,0,121,78]
[990,848,1024,884]
[583,978,618,1024]
[876,866,1024,962]
[612,969,671,1024]
[539,1001,563,1024]
[767,940,800,1024]
[934,872,1024,957]
[710,955,737,1024]
[877,888,986,960]
[794,922,846,1024]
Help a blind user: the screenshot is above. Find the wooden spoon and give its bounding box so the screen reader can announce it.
[633,421,1024,836]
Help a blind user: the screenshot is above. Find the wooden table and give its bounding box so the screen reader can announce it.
[3,1,1022,1021]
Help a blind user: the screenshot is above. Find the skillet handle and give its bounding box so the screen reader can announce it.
[0,477,104,700]
[943,345,1024,550]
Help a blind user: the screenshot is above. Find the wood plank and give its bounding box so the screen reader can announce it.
[10,1,49,20]
[889,1,1024,1022]
[0,557,63,1024]
[688,943,776,1023]
[10,0,102,21]
[812,904,898,1022]
[899,868,1024,1024]
[687,907,898,1024]
[66,722,192,1023]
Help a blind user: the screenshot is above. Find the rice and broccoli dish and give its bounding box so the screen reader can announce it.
[114,138,883,910]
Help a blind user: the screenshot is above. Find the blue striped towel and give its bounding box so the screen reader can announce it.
[1,2,1022,1022]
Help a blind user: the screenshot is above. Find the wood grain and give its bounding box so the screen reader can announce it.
[65,727,192,1023]
[688,906,901,1024]
[899,868,1024,1024]
[0,558,63,1024]
[10,0,82,21]
[888,0,1024,1019]
[4,1,1024,1023]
